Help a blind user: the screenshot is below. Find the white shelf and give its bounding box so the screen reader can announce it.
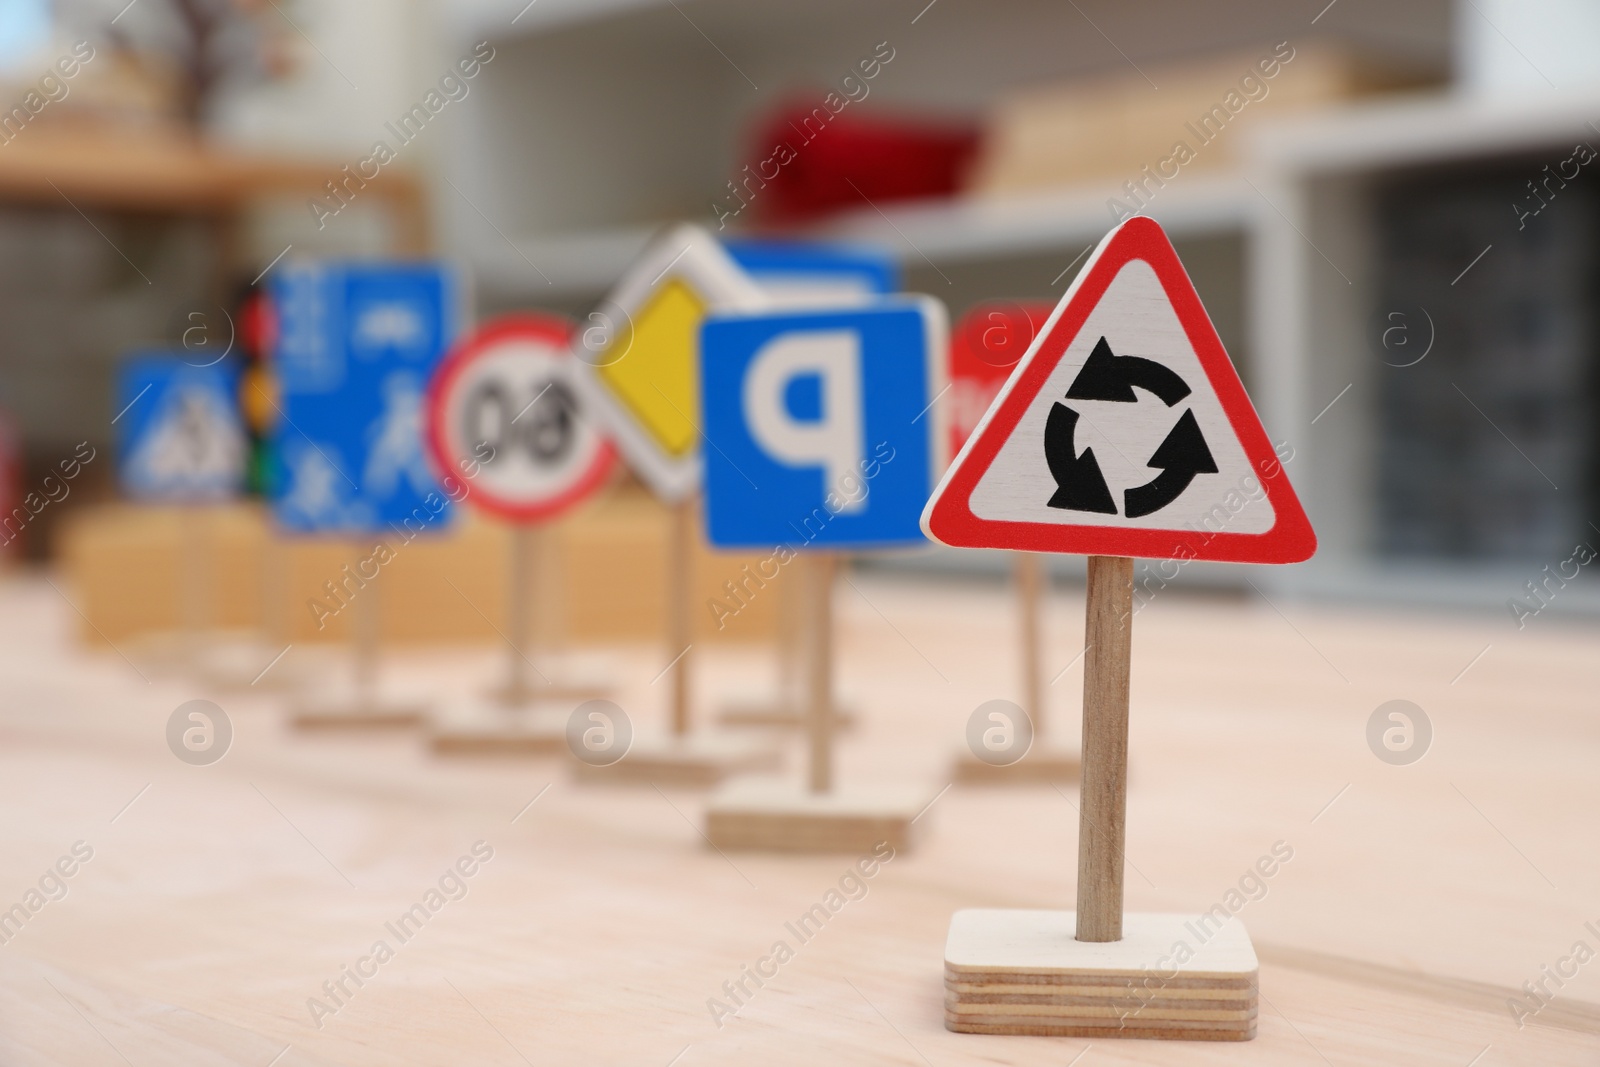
[472,172,1256,300]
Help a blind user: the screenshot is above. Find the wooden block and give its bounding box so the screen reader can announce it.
[290,685,431,731]
[189,633,308,691]
[571,731,782,788]
[705,777,927,853]
[950,744,1080,784]
[428,703,570,757]
[483,656,617,705]
[944,909,1257,1040]
[716,697,856,731]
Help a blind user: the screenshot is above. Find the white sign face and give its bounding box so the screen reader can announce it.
[966,258,1275,535]
[428,318,614,521]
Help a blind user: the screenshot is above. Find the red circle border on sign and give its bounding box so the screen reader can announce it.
[425,313,616,523]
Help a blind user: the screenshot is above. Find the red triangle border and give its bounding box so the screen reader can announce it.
[922,217,1316,565]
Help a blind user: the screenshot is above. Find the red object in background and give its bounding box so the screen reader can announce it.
[947,302,1055,462]
[740,102,982,224]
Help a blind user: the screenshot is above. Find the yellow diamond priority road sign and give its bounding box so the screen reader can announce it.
[574,224,766,501]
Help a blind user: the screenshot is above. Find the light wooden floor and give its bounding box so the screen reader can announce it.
[2,568,1597,1065]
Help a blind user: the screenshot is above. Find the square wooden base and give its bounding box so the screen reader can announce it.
[951,745,1080,785]
[484,655,616,705]
[428,703,570,757]
[715,697,857,731]
[290,687,431,732]
[705,778,926,853]
[571,731,782,788]
[191,634,308,692]
[944,910,1258,1041]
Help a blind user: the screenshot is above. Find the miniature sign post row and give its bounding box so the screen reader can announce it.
[270,261,459,730]
[424,314,617,755]
[926,217,1315,1040]
[699,295,946,851]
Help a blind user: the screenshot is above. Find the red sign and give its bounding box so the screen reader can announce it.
[922,217,1314,564]
[426,315,615,522]
[948,301,1053,461]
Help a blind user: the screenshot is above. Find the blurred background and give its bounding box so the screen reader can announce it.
[1,0,1597,642]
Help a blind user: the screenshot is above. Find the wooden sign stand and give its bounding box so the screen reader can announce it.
[951,551,1081,783]
[193,513,314,691]
[715,591,858,732]
[430,525,575,756]
[574,497,781,787]
[291,540,430,731]
[705,554,926,852]
[943,556,1258,1040]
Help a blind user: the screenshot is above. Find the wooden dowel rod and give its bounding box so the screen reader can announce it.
[1076,554,1133,943]
[354,544,381,708]
[506,525,535,705]
[666,497,694,737]
[805,553,836,794]
[1016,552,1044,740]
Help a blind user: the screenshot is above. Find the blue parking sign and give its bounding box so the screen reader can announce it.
[270,261,459,534]
[700,298,945,550]
[116,352,247,502]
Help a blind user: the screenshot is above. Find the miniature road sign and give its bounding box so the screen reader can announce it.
[569,227,779,785]
[117,354,248,503]
[271,261,461,535]
[700,298,946,551]
[726,237,898,306]
[924,217,1314,1041]
[423,314,618,753]
[114,354,249,672]
[945,304,1078,784]
[426,314,615,522]
[923,219,1314,564]
[269,260,460,731]
[716,238,895,731]
[573,223,766,503]
[700,297,947,851]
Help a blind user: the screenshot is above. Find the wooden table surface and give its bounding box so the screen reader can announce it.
[1,568,1597,1066]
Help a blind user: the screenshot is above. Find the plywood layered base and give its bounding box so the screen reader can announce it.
[715,695,857,731]
[290,684,431,732]
[428,702,570,757]
[945,910,1258,1041]
[951,744,1081,784]
[483,654,617,705]
[190,633,311,692]
[571,731,783,788]
[705,778,927,853]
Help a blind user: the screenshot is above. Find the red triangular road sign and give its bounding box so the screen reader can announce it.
[922,217,1315,564]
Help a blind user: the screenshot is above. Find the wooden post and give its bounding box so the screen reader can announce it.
[354,546,381,710]
[805,553,836,794]
[505,525,536,706]
[666,497,693,737]
[1076,555,1133,943]
[1015,552,1044,740]
[179,505,211,642]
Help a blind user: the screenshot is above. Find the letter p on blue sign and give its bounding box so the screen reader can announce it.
[699,298,946,551]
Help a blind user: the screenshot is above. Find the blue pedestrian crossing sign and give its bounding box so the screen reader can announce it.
[269,261,460,535]
[116,353,247,502]
[699,298,945,551]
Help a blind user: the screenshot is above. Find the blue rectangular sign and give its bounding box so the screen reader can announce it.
[699,298,944,550]
[270,261,459,534]
[116,352,246,503]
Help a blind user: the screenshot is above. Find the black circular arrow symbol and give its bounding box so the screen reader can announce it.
[1043,335,1216,519]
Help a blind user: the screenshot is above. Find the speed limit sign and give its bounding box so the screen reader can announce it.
[426,315,615,521]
